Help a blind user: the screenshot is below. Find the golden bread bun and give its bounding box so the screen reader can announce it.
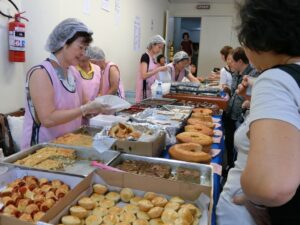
[103,214,119,225]
[92,207,108,217]
[149,218,164,225]
[175,218,190,225]
[33,211,45,222]
[164,202,180,211]
[178,208,193,224]
[122,204,139,214]
[70,206,88,219]
[61,215,81,225]
[101,199,115,208]
[147,206,164,219]
[192,108,213,116]
[93,184,108,195]
[133,219,150,225]
[85,214,102,225]
[169,196,185,205]
[105,192,120,202]
[161,209,178,224]
[78,197,96,210]
[130,196,143,205]
[119,212,136,224]
[90,193,105,203]
[136,211,150,220]
[180,203,198,216]
[108,206,122,215]
[143,192,158,201]
[138,199,154,212]
[120,188,134,202]
[19,213,33,222]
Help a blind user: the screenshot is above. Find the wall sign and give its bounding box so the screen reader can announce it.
[196,4,211,10]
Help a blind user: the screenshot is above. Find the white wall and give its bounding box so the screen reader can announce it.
[0,0,169,113]
[169,2,240,76]
[0,0,25,114]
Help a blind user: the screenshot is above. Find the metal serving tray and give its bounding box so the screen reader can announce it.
[108,153,213,187]
[2,143,120,177]
[139,97,177,107]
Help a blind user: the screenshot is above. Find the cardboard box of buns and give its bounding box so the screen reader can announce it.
[48,169,213,225]
[0,164,83,225]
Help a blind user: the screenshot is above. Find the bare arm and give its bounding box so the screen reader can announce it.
[29,69,82,128]
[187,73,200,83]
[106,65,120,95]
[241,119,300,206]
[140,62,166,80]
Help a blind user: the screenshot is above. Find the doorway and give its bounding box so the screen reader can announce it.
[167,17,201,68]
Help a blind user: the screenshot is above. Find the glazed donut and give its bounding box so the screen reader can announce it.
[187,118,215,129]
[169,143,211,163]
[176,132,213,150]
[192,108,213,116]
[191,113,213,122]
[184,124,214,136]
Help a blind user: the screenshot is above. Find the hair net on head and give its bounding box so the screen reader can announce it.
[173,51,189,64]
[147,35,166,49]
[85,46,105,60]
[46,18,93,53]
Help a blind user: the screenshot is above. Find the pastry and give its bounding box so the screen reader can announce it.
[90,193,105,203]
[133,219,150,225]
[103,214,119,225]
[176,132,213,151]
[161,209,178,224]
[151,196,168,207]
[119,212,136,224]
[85,214,102,225]
[184,124,214,136]
[147,206,164,219]
[192,108,213,116]
[78,197,95,210]
[93,184,108,195]
[138,199,154,212]
[178,208,193,224]
[164,202,180,211]
[70,205,88,219]
[105,192,120,202]
[122,204,139,214]
[149,218,164,225]
[101,199,115,208]
[61,215,81,225]
[143,192,158,201]
[92,207,108,217]
[33,211,45,222]
[120,188,134,202]
[130,196,143,205]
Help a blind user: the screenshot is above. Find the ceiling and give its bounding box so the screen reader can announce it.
[169,0,234,3]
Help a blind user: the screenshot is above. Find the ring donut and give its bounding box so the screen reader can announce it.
[169,143,211,163]
[184,124,214,136]
[192,108,213,116]
[176,132,213,151]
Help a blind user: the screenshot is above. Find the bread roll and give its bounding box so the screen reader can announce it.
[138,199,154,212]
[180,203,197,216]
[169,196,185,205]
[174,218,190,225]
[103,214,119,225]
[147,206,164,219]
[119,212,136,224]
[108,206,122,215]
[161,209,178,224]
[149,218,164,225]
[85,214,102,225]
[133,219,150,225]
[178,208,193,224]
[70,206,88,219]
[101,199,115,208]
[90,193,105,203]
[93,184,108,195]
[92,207,108,217]
[120,188,134,202]
[33,211,45,222]
[61,215,81,225]
[122,204,139,214]
[164,202,180,211]
[151,196,168,207]
[130,196,143,205]
[143,192,158,201]
[137,210,150,220]
[105,192,120,202]
[78,197,95,210]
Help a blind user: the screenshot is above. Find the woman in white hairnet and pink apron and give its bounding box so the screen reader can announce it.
[135,35,167,103]
[21,18,112,150]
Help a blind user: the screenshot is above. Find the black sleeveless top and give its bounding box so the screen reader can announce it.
[268,64,300,225]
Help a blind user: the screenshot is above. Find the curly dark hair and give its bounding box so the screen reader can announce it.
[237,0,300,56]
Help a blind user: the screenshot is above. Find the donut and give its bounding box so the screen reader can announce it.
[184,124,214,136]
[169,143,211,163]
[192,108,213,116]
[176,132,213,150]
[187,118,215,129]
[191,113,213,122]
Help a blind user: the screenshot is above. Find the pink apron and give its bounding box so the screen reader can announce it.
[21,60,83,150]
[135,52,158,103]
[100,62,125,99]
[71,63,101,101]
[168,63,186,82]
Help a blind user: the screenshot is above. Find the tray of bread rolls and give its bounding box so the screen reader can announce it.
[108,154,212,187]
[2,143,120,177]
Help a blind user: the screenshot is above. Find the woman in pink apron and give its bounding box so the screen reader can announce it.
[135,35,167,103]
[167,51,200,83]
[87,46,125,98]
[21,18,112,150]
[72,55,101,101]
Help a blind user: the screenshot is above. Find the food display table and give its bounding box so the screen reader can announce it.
[164,93,229,110]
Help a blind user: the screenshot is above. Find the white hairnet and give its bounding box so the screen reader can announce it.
[46,18,93,53]
[86,46,105,60]
[147,35,166,49]
[173,51,189,64]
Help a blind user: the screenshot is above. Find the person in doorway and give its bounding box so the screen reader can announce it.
[135,35,167,103]
[180,32,193,57]
[21,18,111,150]
[72,52,101,101]
[86,46,125,99]
[167,51,199,83]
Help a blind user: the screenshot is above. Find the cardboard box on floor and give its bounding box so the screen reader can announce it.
[48,169,213,225]
[110,132,166,157]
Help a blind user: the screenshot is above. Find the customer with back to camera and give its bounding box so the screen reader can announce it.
[21,18,112,150]
[235,0,300,224]
[135,35,167,103]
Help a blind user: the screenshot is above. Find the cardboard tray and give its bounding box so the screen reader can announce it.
[2,143,120,177]
[108,153,213,187]
[0,163,83,225]
[48,169,213,225]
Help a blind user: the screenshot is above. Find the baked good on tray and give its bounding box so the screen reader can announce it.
[52,133,93,147]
